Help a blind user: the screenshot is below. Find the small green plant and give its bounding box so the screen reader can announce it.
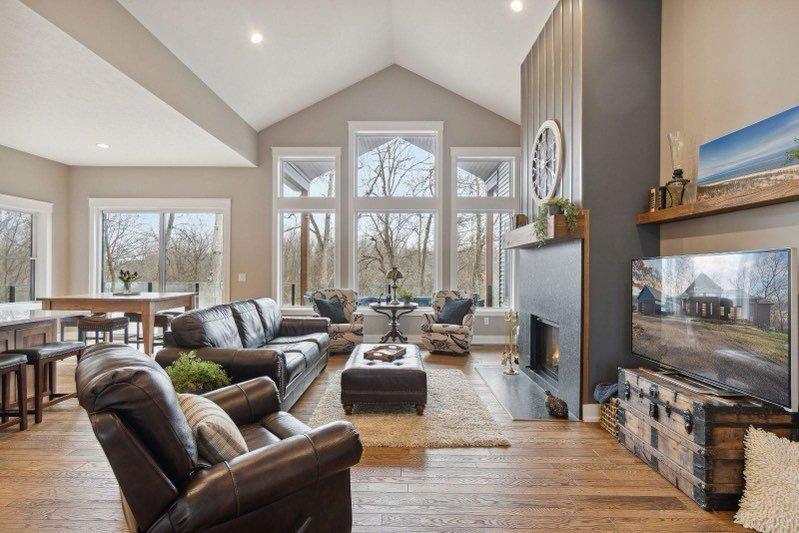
[532,197,579,246]
[166,350,230,394]
[397,288,413,302]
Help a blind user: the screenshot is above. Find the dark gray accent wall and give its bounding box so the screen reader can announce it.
[518,0,661,411]
[517,240,583,417]
[581,0,661,394]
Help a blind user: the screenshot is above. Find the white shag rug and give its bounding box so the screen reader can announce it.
[309,369,510,448]
[735,426,799,532]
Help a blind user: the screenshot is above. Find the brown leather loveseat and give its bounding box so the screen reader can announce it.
[156,297,329,409]
[76,343,363,532]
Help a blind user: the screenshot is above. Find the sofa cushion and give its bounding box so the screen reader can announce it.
[314,297,347,324]
[178,393,248,464]
[170,305,243,349]
[284,351,307,382]
[251,298,282,342]
[438,298,473,325]
[230,300,267,348]
[269,333,329,355]
[281,341,322,368]
[238,423,281,449]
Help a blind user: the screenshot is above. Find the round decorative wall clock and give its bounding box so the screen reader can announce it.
[529,119,563,207]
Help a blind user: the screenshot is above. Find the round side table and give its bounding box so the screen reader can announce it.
[368,302,418,343]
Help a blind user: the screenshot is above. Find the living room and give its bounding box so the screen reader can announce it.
[1,1,798,532]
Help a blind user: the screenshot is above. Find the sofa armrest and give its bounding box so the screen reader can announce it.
[278,316,330,336]
[165,421,362,531]
[351,312,364,326]
[155,347,287,393]
[202,377,281,426]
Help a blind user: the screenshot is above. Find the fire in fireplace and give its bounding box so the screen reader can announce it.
[530,314,560,383]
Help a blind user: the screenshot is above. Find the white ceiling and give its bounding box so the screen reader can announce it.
[0,0,253,166]
[119,0,557,130]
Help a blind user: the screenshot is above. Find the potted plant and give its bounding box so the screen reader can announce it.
[165,350,231,394]
[533,196,579,246]
[397,288,413,304]
[118,269,140,294]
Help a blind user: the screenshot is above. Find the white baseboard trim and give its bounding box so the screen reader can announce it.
[363,334,504,345]
[582,403,600,423]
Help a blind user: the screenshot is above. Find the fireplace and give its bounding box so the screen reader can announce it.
[529,314,560,385]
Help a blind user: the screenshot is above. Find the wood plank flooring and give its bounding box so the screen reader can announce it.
[0,347,744,532]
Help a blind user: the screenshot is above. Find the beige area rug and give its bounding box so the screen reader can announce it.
[309,369,510,448]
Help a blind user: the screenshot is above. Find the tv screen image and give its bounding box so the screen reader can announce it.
[632,249,796,409]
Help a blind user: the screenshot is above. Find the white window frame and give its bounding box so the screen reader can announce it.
[349,122,443,310]
[272,147,342,307]
[450,147,521,314]
[0,193,53,308]
[88,197,231,302]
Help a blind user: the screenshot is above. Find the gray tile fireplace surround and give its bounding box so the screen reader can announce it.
[516,240,582,419]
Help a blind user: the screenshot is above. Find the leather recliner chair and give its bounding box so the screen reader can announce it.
[157,297,329,409]
[76,343,363,532]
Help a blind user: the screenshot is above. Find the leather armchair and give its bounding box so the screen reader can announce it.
[310,289,363,354]
[77,343,362,533]
[419,290,477,354]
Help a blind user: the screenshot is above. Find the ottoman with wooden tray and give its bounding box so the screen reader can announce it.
[341,343,427,415]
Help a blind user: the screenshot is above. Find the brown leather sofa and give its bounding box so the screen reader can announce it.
[156,298,329,409]
[76,343,363,532]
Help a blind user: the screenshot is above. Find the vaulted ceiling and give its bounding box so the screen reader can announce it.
[119,0,557,130]
[1,0,554,166]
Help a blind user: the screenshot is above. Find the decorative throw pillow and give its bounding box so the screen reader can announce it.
[315,297,348,324]
[438,298,472,325]
[735,426,799,532]
[178,393,248,464]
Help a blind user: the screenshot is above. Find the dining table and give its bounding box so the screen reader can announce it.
[40,292,196,355]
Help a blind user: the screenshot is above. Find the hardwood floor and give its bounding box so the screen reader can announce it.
[0,347,744,532]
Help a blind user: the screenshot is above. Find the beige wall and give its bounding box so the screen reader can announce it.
[67,65,519,338]
[660,0,799,255]
[0,145,70,295]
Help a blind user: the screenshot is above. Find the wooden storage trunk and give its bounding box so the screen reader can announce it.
[616,367,799,510]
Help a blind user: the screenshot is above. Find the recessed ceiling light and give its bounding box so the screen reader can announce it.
[510,0,523,12]
[96,143,110,149]
[250,32,263,44]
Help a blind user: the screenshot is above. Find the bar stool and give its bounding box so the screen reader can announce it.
[124,311,181,348]
[0,354,28,431]
[77,314,130,345]
[4,341,84,424]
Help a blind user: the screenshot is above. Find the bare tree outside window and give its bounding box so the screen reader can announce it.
[456,212,512,307]
[281,212,335,306]
[164,213,224,307]
[101,212,159,293]
[356,212,435,304]
[0,209,33,302]
[357,135,435,197]
[101,211,225,307]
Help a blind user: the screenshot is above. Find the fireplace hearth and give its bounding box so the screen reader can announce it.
[529,314,560,386]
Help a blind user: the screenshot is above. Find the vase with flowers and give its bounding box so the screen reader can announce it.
[117,269,140,295]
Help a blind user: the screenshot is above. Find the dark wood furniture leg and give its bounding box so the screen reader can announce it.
[416,403,425,416]
[17,364,27,430]
[1,374,8,424]
[343,403,353,415]
[34,360,44,424]
[0,362,27,431]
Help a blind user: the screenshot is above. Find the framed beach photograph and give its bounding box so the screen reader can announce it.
[697,105,799,201]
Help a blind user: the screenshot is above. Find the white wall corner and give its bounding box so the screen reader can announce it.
[582,403,600,423]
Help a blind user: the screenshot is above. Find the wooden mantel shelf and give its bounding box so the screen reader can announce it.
[502,210,588,249]
[636,180,799,225]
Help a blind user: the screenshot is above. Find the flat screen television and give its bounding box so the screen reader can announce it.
[632,248,798,411]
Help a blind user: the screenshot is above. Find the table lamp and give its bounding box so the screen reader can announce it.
[386,267,403,305]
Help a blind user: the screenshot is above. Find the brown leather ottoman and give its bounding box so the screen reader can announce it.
[341,344,427,415]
